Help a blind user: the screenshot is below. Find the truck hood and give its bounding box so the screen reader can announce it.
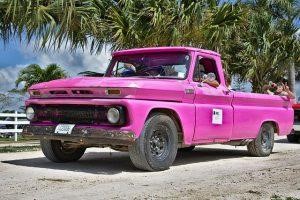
[30,77,140,89]
[29,77,187,102]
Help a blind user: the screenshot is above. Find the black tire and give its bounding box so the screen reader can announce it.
[287,132,300,143]
[128,113,178,171]
[178,146,195,152]
[247,123,275,157]
[40,139,86,162]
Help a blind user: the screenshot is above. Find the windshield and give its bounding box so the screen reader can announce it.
[106,52,190,79]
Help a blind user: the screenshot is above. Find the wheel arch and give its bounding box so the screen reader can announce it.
[147,108,184,143]
[260,120,280,135]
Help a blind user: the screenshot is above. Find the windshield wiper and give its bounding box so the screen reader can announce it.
[78,71,104,77]
[134,76,179,79]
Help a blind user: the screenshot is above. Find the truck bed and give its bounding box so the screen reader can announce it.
[231,91,294,138]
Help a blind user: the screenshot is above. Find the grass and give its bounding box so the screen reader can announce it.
[0,145,40,153]
[0,136,38,143]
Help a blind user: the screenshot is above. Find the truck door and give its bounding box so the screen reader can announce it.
[192,55,234,142]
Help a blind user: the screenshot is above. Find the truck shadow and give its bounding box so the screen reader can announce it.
[274,138,295,144]
[174,147,249,166]
[2,147,250,175]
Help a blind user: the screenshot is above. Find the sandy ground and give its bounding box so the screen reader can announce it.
[0,136,299,200]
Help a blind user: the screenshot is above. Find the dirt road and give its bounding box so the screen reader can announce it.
[0,136,299,200]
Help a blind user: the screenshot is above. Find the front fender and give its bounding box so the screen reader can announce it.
[125,100,195,145]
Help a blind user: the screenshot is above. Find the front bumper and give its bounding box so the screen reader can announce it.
[22,125,135,146]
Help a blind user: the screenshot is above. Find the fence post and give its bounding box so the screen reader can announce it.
[14,110,18,142]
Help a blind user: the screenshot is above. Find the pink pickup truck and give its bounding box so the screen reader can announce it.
[22,47,294,171]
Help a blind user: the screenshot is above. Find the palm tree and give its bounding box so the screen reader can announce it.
[227,0,300,92]
[272,0,299,79]
[15,63,67,93]
[263,0,300,94]
[0,0,243,51]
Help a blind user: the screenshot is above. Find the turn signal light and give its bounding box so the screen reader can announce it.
[29,90,41,96]
[105,88,121,95]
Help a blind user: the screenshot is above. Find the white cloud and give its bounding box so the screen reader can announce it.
[20,44,112,76]
[296,29,300,39]
[0,43,112,93]
[0,64,27,92]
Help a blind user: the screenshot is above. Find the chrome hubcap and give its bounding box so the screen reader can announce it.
[149,127,169,158]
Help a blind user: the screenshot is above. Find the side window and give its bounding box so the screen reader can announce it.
[193,57,202,82]
[193,56,220,83]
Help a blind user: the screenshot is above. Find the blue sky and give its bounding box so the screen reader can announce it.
[0,39,111,92]
[0,40,32,67]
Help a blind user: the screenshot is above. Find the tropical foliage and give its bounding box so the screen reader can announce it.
[0,92,27,111]
[15,63,67,92]
[228,0,300,92]
[0,0,299,92]
[0,93,10,111]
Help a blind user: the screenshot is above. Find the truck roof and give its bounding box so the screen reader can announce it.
[112,47,221,57]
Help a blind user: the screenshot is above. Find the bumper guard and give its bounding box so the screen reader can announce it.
[22,125,135,146]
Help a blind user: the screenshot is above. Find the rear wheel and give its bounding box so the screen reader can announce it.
[40,139,86,162]
[287,132,300,143]
[247,123,275,157]
[129,114,178,171]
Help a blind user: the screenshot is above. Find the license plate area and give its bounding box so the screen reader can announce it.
[54,124,75,135]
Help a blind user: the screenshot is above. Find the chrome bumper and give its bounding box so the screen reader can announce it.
[22,125,135,146]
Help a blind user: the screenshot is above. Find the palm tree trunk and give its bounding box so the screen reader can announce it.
[288,61,296,94]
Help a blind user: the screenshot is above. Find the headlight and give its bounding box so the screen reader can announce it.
[26,107,35,121]
[107,107,120,124]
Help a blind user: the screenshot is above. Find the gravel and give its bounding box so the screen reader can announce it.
[0,136,299,200]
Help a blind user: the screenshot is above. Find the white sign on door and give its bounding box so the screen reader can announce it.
[212,109,223,125]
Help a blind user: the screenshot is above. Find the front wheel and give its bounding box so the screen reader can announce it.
[247,123,275,157]
[129,114,178,171]
[40,139,86,162]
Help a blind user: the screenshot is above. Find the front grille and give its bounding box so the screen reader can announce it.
[34,105,108,124]
[49,90,68,95]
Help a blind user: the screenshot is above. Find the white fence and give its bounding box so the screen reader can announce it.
[0,111,29,141]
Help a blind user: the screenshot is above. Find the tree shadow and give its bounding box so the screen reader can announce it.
[2,147,250,175]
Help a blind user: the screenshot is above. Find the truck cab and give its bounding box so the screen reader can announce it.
[22,47,294,171]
